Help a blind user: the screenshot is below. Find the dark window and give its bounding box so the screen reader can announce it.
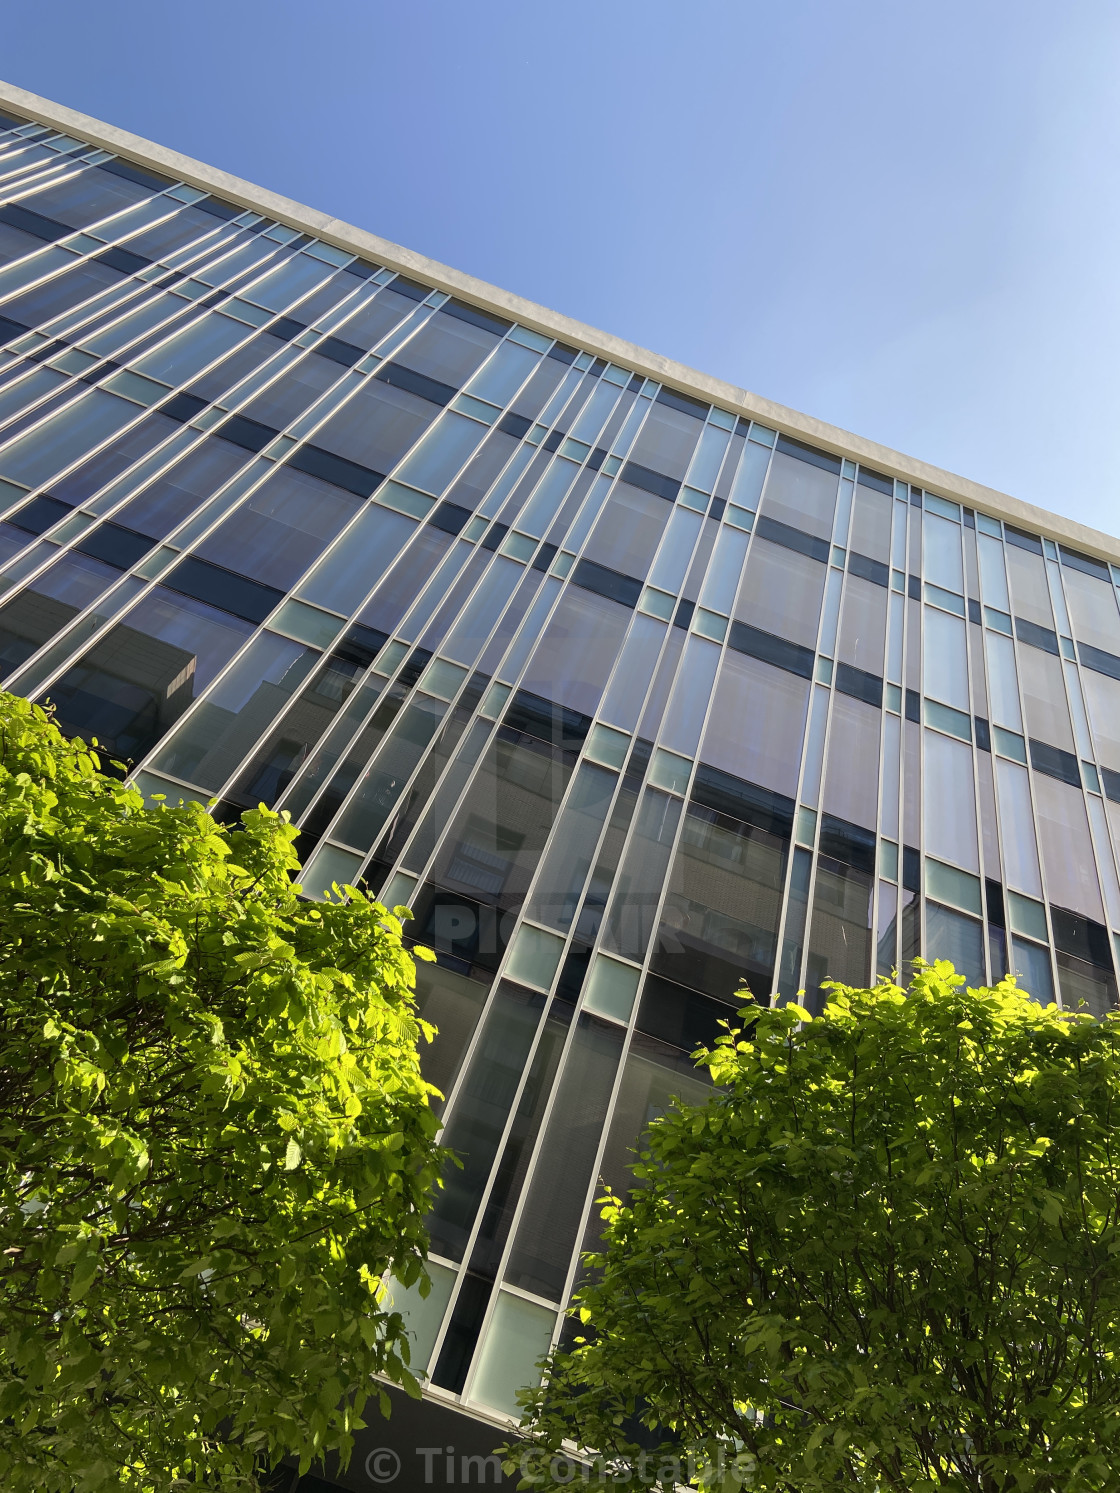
[388,275,430,301]
[1005,525,1043,555]
[690,762,795,839]
[74,521,153,570]
[847,550,890,587]
[571,557,642,609]
[775,434,842,476]
[905,688,920,721]
[441,298,511,336]
[655,386,708,420]
[429,501,472,536]
[974,715,992,752]
[316,335,364,367]
[1078,640,1120,681]
[20,164,156,228]
[160,391,208,424]
[287,442,383,498]
[835,661,883,707]
[619,459,680,502]
[673,598,694,630]
[215,413,279,453]
[164,554,284,624]
[8,494,69,535]
[819,813,877,874]
[1028,738,1080,788]
[727,620,814,680]
[195,194,240,220]
[856,467,894,495]
[1050,906,1113,969]
[1059,545,1111,582]
[1014,616,1059,655]
[548,342,578,364]
[100,156,173,191]
[498,410,532,440]
[0,202,69,241]
[94,244,150,276]
[755,512,831,562]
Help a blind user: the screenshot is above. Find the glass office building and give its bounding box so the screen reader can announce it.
[4,83,1120,1467]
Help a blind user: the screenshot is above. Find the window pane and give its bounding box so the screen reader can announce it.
[1033,774,1104,921]
[822,694,880,831]
[734,537,826,650]
[1018,646,1074,753]
[195,464,361,591]
[924,607,969,711]
[520,587,630,718]
[985,630,1022,731]
[38,584,253,764]
[995,757,1042,897]
[587,481,671,580]
[759,450,836,538]
[923,728,979,872]
[926,902,984,984]
[837,574,887,674]
[522,761,616,932]
[702,649,809,799]
[923,512,963,594]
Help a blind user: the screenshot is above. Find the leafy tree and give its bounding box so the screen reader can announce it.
[0,693,444,1492]
[510,964,1120,1492]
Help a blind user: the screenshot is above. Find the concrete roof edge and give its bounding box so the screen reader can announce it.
[3,76,1118,567]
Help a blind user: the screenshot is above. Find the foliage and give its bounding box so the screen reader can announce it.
[509,964,1120,1492]
[0,694,445,1491]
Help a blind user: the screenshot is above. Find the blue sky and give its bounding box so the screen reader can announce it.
[6,1,1120,533]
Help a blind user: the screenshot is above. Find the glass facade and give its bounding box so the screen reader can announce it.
[4,98,1120,1436]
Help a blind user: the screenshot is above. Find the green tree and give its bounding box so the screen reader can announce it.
[0,693,445,1492]
[510,965,1120,1492]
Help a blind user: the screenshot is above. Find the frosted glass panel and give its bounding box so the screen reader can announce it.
[923,729,978,873]
[923,513,964,594]
[995,758,1042,896]
[470,1291,555,1418]
[923,607,969,711]
[383,1261,456,1374]
[985,631,1022,730]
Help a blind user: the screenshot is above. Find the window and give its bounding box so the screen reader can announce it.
[133,313,250,387]
[195,463,362,591]
[822,694,881,832]
[394,306,501,386]
[586,481,671,579]
[112,438,246,540]
[734,537,826,651]
[837,574,887,675]
[39,584,253,765]
[312,378,435,475]
[2,257,125,327]
[758,450,837,539]
[0,390,138,493]
[627,401,702,482]
[923,728,979,872]
[21,164,155,228]
[520,586,632,717]
[701,649,810,799]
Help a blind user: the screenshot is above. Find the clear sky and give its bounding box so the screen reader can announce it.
[5,1,1120,534]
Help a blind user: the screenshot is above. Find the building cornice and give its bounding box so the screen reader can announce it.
[2,76,1117,566]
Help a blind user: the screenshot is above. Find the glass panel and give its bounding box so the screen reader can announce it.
[582,955,641,1022]
[926,902,985,984]
[383,1261,456,1376]
[521,762,617,932]
[923,607,969,711]
[985,630,1022,731]
[735,537,826,651]
[600,788,682,962]
[994,757,1043,896]
[599,612,665,731]
[503,1013,625,1299]
[805,856,873,1008]
[0,389,137,491]
[149,629,317,790]
[653,798,789,1003]
[1033,774,1104,920]
[978,534,1010,611]
[1011,937,1055,1004]
[38,584,253,766]
[519,587,630,718]
[330,694,449,852]
[1083,669,1120,773]
[759,450,836,539]
[659,636,720,756]
[822,694,880,832]
[923,729,979,872]
[876,879,898,977]
[835,574,886,674]
[701,650,810,800]
[300,842,363,900]
[470,1292,555,1417]
[505,922,565,992]
[1018,646,1074,753]
[1063,564,1120,654]
[880,710,900,840]
[426,981,544,1261]
[1006,543,1053,630]
[923,512,964,594]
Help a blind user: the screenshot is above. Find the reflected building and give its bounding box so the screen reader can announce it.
[2,81,1120,1480]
